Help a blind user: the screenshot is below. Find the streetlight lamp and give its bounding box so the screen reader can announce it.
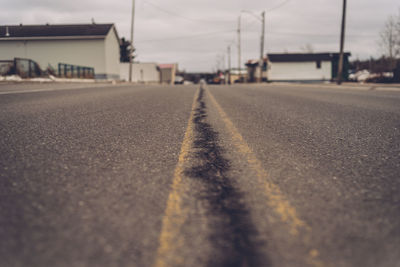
[241,10,266,83]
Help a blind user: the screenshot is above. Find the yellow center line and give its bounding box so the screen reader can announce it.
[154,88,199,267]
[206,87,324,267]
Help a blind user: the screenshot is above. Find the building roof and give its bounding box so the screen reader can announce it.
[0,24,114,39]
[267,52,351,62]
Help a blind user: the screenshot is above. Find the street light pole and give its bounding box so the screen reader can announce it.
[227,45,231,85]
[259,11,265,83]
[241,10,265,83]
[128,0,136,82]
[237,15,242,82]
[337,0,347,85]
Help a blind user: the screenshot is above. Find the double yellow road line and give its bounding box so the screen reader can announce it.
[155,87,324,267]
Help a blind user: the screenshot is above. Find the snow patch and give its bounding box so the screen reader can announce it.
[0,75,95,83]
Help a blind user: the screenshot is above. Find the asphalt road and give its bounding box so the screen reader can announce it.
[0,83,399,267]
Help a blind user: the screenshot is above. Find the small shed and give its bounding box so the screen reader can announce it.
[267,52,351,82]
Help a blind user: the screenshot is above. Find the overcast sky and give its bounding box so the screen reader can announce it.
[1,0,399,72]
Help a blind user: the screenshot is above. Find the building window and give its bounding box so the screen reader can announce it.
[316,60,321,69]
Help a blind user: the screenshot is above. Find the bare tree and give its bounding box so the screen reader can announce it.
[379,13,400,69]
[397,10,400,56]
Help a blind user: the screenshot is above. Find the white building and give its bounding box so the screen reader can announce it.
[266,53,351,82]
[120,62,160,83]
[0,23,121,79]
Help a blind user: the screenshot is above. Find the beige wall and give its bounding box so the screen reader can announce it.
[104,28,121,79]
[160,64,177,85]
[268,61,331,81]
[120,62,160,83]
[0,39,105,74]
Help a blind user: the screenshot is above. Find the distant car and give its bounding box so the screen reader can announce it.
[174,75,184,84]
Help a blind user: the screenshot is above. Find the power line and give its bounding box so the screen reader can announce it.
[142,0,233,24]
[241,16,261,31]
[136,26,373,46]
[136,29,236,43]
[268,30,374,38]
[268,0,292,12]
[143,1,199,22]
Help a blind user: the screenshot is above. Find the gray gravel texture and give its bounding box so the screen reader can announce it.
[0,84,196,267]
[208,84,400,267]
[1,83,400,267]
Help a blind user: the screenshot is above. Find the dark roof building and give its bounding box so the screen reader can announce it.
[265,52,351,82]
[0,23,121,80]
[0,24,115,39]
[268,53,351,62]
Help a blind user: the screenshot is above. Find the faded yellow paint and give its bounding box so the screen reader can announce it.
[206,88,325,267]
[154,87,325,267]
[154,89,199,267]
[308,249,324,267]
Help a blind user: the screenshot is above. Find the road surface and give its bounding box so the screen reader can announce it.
[0,83,399,267]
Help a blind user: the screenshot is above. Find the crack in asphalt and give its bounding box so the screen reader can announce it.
[184,87,267,267]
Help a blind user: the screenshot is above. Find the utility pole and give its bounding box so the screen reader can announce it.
[241,10,265,83]
[337,0,347,85]
[227,45,231,85]
[237,15,242,82]
[128,0,136,82]
[259,11,265,83]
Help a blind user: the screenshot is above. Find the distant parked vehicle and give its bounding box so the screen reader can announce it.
[174,75,184,84]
